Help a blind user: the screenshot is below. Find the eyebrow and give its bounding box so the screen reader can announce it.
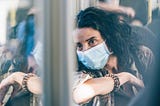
[86,37,96,42]
[76,36,96,44]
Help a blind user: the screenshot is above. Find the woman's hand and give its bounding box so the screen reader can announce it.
[0,72,24,89]
[0,84,10,106]
[0,73,22,106]
[128,73,144,88]
[117,72,144,89]
[122,7,135,18]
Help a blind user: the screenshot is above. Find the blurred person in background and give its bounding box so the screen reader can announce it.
[98,0,149,26]
[119,0,148,26]
[98,0,135,18]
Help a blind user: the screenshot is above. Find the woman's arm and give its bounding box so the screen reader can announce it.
[0,72,42,95]
[73,72,144,104]
[97,2,135,18]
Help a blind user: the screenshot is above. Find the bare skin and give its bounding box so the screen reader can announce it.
[98,2,135,18]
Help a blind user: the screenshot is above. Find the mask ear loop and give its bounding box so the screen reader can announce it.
[104,40,113,54]
[109,49,113,54]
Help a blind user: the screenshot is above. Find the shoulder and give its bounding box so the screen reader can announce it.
[136,45,154,71]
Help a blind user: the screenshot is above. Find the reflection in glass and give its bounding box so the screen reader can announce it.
[0,0,42,106]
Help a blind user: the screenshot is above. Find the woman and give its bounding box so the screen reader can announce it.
[72,7,154,106]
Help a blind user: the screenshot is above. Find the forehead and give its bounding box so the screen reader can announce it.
[73,27,102,43]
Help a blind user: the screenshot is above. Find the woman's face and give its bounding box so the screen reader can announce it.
[73,27,104,51]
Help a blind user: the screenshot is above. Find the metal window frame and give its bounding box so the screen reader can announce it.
[43,0,75,106]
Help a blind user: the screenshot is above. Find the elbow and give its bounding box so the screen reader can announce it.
[72,84,95,104]
[72,89,83,104]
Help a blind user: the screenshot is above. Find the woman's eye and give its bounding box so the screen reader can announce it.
[76,43,83,51]
[88,39,96,46]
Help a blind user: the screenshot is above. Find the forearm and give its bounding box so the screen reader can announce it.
[98,2,122,12]
[98,2,135,18]
[73,77,115,104]
[73,72,130,104]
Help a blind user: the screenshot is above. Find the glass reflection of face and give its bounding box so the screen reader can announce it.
[73,27,104,51]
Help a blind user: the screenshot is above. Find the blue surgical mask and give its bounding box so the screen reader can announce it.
[77,41,111,70]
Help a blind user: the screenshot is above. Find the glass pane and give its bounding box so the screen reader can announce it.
[0,0,43,106]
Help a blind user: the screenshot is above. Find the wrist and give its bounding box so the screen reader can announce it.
[22,73,35,91]
[105,73,120,92]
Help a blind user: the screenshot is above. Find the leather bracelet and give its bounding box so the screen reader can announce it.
[105,73,120,92]
[22,73,34,91]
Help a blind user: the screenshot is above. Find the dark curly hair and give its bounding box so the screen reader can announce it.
[76,7,140,73]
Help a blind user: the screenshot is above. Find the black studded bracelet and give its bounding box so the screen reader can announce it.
[22,73,34,91]
[105,73,120,92]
